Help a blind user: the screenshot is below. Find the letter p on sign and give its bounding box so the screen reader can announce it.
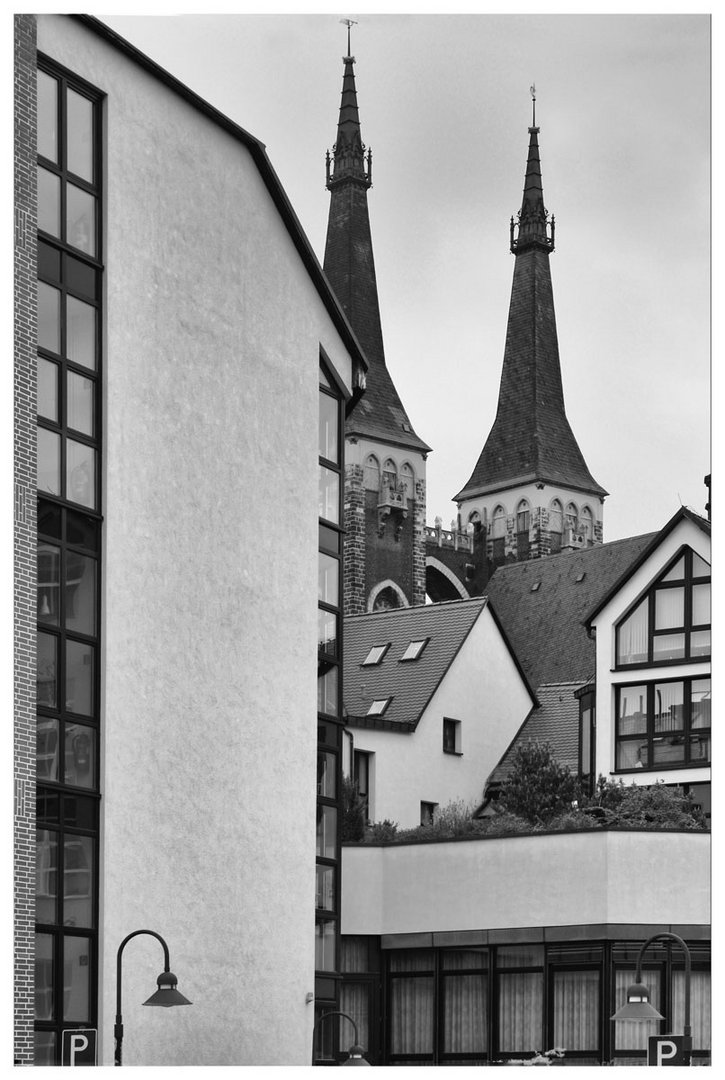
[62,1028,97,1066]
[648,1034,687,1066]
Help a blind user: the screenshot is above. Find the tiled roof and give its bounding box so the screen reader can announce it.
[343,598,488,730]
[486,682,583,787]
[484,532,657,691]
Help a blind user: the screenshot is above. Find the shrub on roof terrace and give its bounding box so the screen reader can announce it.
[495,741,582,826]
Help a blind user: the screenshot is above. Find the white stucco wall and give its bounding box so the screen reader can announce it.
[39,15,355,1066]
[590,516,710,787]
[342,830,710,936]
[349,607,533,827]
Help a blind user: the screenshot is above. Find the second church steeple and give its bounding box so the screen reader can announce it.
[455,100,607,564]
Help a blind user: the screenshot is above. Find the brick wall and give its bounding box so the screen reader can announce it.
[343,464,366,615]
[14,12,38,1066]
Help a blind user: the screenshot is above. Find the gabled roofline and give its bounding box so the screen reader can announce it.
[454,472,608,504]
[70,15,368,381]
[483,598,539,709]
[344,598,490,732]
[584,506,710,629]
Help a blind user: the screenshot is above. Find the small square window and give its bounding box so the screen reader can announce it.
[366,698,391,717]
[400,639,428,662]
[362,643,390,666]
[443,718,461,754]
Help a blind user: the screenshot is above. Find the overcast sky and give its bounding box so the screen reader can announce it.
[101,10,711,542]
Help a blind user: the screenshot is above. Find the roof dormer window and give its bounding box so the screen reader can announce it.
[367,698,391,717]
[400,639,428,662]
[362,643,390,666]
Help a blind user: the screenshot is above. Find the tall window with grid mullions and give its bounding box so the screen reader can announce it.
[314,361,345,1060]
[34,60,103,1066]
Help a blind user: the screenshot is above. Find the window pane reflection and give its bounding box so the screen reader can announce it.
[67,371,94,436]
[36,830,58,924]
[317,751,337,798]
[317,663,338,717]
[65,724,96,790]
[63,936,91,1021]
[37,428,61,497]
[318,552,339,607]
[38,357,59,422]
[315,920,336,971]
[37,718,60,783]
[65,640,94,716]
[35,933,55,1020]
[319,391,339,463]
[65,552,96,635]
[67,90,94,182]
[34,1031,56,1066]
[316,864,335,911]
[66,296,97,370]
[64,836,94,927]
[66,439,96,509]
[38,282,61,353]
[317,804,337,859]
[319,466,340,524]
[38,543,60,624]
[66,184,96,256]
[318,609,337,657]
[37,70,58,162]
[38,167,61,237]
[37,631,58,709]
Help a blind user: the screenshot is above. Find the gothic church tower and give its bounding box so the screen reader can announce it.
[454,106,607,566]
[324,39,431,614]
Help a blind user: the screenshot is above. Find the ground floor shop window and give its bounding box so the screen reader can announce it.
[339,936,710,1065]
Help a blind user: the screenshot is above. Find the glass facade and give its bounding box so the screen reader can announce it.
[35,61,102,1064]
[339,937,710,1066]
[314,362,345,1060]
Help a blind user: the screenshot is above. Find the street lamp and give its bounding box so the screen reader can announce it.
[311,1009,371,1066]
[611,931,692,1065]
[114,929,192,1066]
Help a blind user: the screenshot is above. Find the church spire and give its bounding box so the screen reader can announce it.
[454,104,606,505]
[323,35,429,454]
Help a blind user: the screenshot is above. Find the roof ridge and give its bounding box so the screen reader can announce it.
[345,596,488,620]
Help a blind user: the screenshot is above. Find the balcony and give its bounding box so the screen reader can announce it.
[342,829,710,937]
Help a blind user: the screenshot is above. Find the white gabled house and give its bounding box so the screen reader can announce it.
[342,597,536,828]
[585,507,711,816]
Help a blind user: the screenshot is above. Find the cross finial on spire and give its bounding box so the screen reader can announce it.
[340,17,357,58]
[530,83,536,128]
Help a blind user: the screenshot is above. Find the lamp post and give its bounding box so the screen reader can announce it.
[311,1009,371,1066]
[114,929,192,1066]
[611,931,692,1066]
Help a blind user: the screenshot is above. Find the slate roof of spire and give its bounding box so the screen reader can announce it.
[324,54,430,454]
[455,123,606,502]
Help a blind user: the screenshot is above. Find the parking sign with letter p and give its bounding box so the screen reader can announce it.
[61,1029,97,1066]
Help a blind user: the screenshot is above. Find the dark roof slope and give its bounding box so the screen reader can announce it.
[487,682,582,787]
[343,598,488,730]
[484,533,657,690]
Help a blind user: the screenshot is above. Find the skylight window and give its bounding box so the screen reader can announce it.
[367,698,391,717]
[362,643,390,666]
[400,639,428,662]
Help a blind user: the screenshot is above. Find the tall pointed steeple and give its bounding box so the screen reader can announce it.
[323,44,429,455]
[323,33,430,616]
[455,108,606,506]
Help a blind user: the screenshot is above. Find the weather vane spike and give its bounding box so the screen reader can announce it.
[340,17,358,57]
[530,83,536,127]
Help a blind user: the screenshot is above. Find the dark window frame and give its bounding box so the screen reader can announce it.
[615,675,711,772]
[614,546,711,670]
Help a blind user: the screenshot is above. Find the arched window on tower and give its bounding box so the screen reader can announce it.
[516,499,531,559]
[549,499,563,553]
[363,454,380,492]
[581,506,594,547]
[565,502,578,537]
[468,510,482,536]
[400,462,415,503]
[491,505,506,563]
[382,458,397,493]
